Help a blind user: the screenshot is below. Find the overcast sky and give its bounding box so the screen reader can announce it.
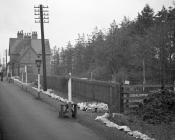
[0,0,173,62]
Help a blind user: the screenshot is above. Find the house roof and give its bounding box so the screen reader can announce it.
[9,38,51,55]
[31,39,51,55]
[18,46,37,63]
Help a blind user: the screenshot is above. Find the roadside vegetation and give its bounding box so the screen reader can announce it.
[110,89,175,140]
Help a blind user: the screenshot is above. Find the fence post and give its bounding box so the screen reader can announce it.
[119,83,124,113]
[25,65,27,84]
[38,73,41,91]
[174,81,175,92]
[72,78,75,98]
[109,83,113,113]
[92,83,95,101]
[22,72,24,83]
[110,83,124,113]
[37,73,41,98]
[68,73,72,102]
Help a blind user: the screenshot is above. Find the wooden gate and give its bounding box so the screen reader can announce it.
[121,84,174,112]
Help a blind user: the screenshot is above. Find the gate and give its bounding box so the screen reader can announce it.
[120,84,174,112]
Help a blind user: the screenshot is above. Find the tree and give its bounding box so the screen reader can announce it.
[73,34,86,75]
[53,3,175,84]
[103,20,135,82]
[51,46,60,74]
[65,41,73,73]
[136,4,154,34]
[59,47,67,74]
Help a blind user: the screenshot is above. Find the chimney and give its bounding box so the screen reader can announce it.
[24,33,31,39]
[17,30,23,39]
[32,31,38,39]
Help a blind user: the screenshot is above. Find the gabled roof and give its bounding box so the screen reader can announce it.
[31,39,51,55]
[18,46,37,63]
[9,38,29,55]
[9,38,51,56]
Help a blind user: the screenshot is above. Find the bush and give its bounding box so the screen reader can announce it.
[137,89,175,124]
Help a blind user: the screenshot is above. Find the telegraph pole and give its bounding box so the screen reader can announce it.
[6,49,7,75]
[34,4,49,91]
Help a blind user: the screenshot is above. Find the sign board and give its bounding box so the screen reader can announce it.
[124,80,130,85]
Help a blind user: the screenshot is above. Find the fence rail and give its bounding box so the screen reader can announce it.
[121,84,175,111]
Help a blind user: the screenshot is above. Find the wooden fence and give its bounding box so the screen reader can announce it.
[40,76,122,112]
[121,84,175,112]
[19,74,175,113]
[72,78,122,112]
[26,75,121,112]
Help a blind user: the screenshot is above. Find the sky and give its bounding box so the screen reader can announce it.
[0,0,173,63]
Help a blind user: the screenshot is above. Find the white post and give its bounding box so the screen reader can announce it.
[38,73,40,92]
[25,65,27,84]
[68,73,72,102]
[22,72,24,83]
[174,81,175,92]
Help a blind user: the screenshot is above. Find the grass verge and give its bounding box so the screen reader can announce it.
[110,113,175,140]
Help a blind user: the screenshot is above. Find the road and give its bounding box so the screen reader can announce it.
[0,81,103,140]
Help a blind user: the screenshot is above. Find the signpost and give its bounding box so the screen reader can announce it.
[68,73,72,102]
[58,73,77,118]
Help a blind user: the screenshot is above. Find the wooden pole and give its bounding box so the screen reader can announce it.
[90,72,93,80]
[143,58,146,92]
[40,4,47,91]
[119,83,124,113]
[6,49,7,76]
[7,65,9,77]
[34,5,49,91]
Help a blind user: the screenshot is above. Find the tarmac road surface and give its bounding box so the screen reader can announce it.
[0,81,103,140]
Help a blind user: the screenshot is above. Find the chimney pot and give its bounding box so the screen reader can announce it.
[32,31,38,39]
[17,30,24,39]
